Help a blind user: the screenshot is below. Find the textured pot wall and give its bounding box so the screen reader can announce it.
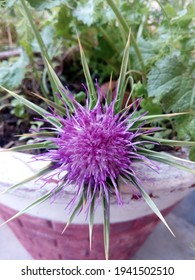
[0,151,194,259]
[0,203,176,260]
[0,151,194,224]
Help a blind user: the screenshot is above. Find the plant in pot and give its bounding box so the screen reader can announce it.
[0,0,195,260]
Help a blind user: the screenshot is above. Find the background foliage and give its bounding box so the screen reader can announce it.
[0,0,195,157]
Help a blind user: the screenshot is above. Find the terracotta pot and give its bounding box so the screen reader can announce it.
[0,150,195,260]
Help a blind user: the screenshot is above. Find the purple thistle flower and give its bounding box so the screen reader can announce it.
[37,88,158,211]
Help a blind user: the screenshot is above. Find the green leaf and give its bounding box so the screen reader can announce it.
[175,115,195,141]
[140,97,162,115]
[44,58,74,111]
[103,195,110,260]
[78,37,97,109]
[26,0,68,10]
[74,92,86,103]
[20,0,66,102]
[164,4,177,18]
[73,0,96,26]
[31,25,55,58]
[131,38,161,70]
[0,53,28,89]
[131,112,188,125]
[138,148,195,174]
[132,178,174,237]
[11,98,26,118]
[2,0,16,7]
[0,0,6,7]
[7,141,56,152]
[20,0,50,63]
[141,135,195,147]
[62,194,85,233]
[106,0,129,34]
[0,86,61,128]
[55,5,73,37]
[147,56,195,113]
[171,3,195,24]
[89,194,96,251]
[33,92,67,115]
[106,74,114,105]
[0,183,63,226]
[189,147,195,162]
[115,31,130,112]
[106,0,146,75]
[18,132,56,139]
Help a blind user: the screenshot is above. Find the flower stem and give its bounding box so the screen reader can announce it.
[20,0,59,103]
[106,0,146,76]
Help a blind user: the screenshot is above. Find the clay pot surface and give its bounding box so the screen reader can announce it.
[0,150,194,259]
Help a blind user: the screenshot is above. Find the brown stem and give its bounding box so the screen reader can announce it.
[6,21,13,48]
[0,49,21,60]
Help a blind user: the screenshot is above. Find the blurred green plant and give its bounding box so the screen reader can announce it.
[0,52,28,89]
[0,0,195,157]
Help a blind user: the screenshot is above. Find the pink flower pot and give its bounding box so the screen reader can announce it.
[0,203,176,260]
[0,150,194,259]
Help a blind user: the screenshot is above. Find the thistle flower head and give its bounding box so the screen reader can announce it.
[38,89,156,209]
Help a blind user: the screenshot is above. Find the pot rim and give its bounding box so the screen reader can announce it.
[0,149,194,223]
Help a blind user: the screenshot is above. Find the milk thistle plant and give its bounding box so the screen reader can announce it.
[1,34,195,259]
